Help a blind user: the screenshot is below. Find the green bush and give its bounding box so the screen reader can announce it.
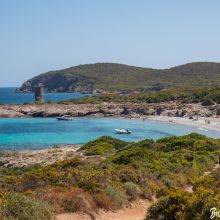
[124,182,141,200]
[81,136,128,155]
[1,193,54,220]
[52,157,82,169]
[69,87,220,105]
[84,142,115,156]
[145,190,190,220]
[82,136,128,151]
[106,186,127,208]
[157,133,220,152]
[201,98,215,106]
[146,188,220,220]
[94,192,115,211]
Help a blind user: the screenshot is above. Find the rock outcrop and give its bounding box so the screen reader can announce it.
[0,101,218,118]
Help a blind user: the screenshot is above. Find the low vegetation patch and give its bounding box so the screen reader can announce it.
[81,136,128,155]
[0,133,219,219]
[61,87,220,105]
[0,193,53,220]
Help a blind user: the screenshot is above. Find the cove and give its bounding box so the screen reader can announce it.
[0,117,219,150]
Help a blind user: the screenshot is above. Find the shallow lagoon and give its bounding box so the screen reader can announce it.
[0,117,219,150]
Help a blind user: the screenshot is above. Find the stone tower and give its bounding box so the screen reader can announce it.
[34,84,44,102]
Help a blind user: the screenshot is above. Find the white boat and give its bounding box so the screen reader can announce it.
[115,129,132,134]
[57,115,74,121]
[198,127,208,132]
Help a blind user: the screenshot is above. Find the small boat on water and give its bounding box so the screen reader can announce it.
[57,115,74,121]
[198,127,208,132]
[115,129,132,134]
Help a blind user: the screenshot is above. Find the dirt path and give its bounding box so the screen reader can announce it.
[56,200,150,220]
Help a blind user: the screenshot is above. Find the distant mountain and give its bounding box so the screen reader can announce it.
[19,62,220,93]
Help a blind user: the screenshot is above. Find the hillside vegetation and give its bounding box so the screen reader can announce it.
[0,133,219,219]
[61,87,220,106]
[20,62,220,92]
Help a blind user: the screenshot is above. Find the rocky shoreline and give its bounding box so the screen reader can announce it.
[0,102,218,118]
[0,145,81,168]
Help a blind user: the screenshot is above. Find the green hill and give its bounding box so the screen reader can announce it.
[19,62,220,92]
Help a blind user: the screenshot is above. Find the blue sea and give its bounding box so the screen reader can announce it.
[0,117,219,150]
[0,87,219,150]
[0,87,90,104]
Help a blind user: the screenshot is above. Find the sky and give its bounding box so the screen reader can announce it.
[0,0,220,87]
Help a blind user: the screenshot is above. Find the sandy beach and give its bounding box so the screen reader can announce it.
[147,116,220,133]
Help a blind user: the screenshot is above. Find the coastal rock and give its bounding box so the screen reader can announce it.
[175,109,186,117]
[121,107,130,115]
[0,102,218,119]
[0,108,25,118]
[0,145,80,168]
[156,107,162,116]
[135,108,149,115]
[148,108,156,115]
[0,160,9,166]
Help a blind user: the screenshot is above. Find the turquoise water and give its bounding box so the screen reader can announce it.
[0,87,90,104]
[0,117,219,150]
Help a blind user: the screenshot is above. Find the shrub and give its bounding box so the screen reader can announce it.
[146,188,220,220]
[59,189,96,214]
[140,187,152,200]
[117,166,140,182]
[84,142,115,156]
[81,136,128,152]
[41,187,97,215]
[201,98,215,106]
[157,133,220,152]
[1,193,53,220]
[145,190,190,220]
[191,175,215,191]
[81,136,129,156]
[52,157,82,169]
[124,182,141,201]
[187,188,220,220]
[0,134,219,219]
[94,192,115,211]
[105,186,127,208]
[75,167,105,192]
